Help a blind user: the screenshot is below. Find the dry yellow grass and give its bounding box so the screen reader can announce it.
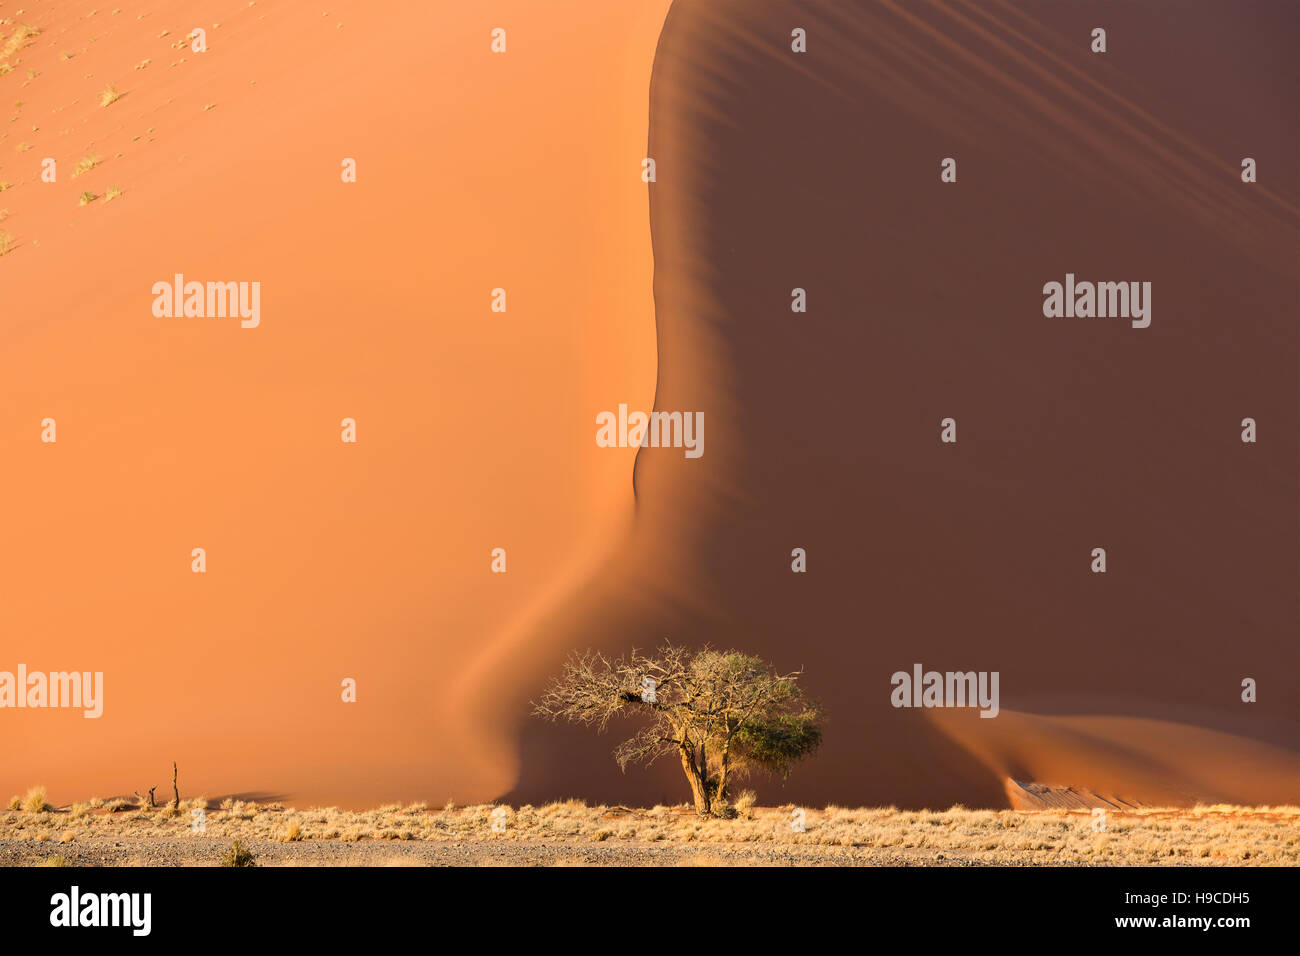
[277,819,303,842]
[1,797,1296,866]
[0,23,39,67]
[72,153,100,178]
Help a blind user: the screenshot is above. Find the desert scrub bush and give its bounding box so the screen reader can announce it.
[98,85,121,107]
[78,191,97,206]
[0,231,11,256]
[6,795,20,810]
[104,185,123,202]
[22,786,49,813]
[220,840,256,867]
[36,855,70,867]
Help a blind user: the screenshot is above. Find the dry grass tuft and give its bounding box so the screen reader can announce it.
[220,840,256,867]
[278,819,303,842]
[1,23,39,65]
[72,153,100,178]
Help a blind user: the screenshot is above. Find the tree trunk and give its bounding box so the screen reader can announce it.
[718,725,742,807]
[699,739,707,805]
[679,746,710,814]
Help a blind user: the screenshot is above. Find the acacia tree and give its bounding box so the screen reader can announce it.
[532,645,823,815]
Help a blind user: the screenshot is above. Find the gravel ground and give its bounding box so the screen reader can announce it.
[0,836,1048,867]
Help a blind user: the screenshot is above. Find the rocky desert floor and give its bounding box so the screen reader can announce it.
[1,791,1296,867]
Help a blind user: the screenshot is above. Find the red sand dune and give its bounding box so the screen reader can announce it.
[2,0,1297,810]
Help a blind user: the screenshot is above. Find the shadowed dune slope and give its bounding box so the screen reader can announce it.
[474,0,1299,809]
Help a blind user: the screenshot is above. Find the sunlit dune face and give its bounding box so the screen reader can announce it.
[0,0,667,808]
